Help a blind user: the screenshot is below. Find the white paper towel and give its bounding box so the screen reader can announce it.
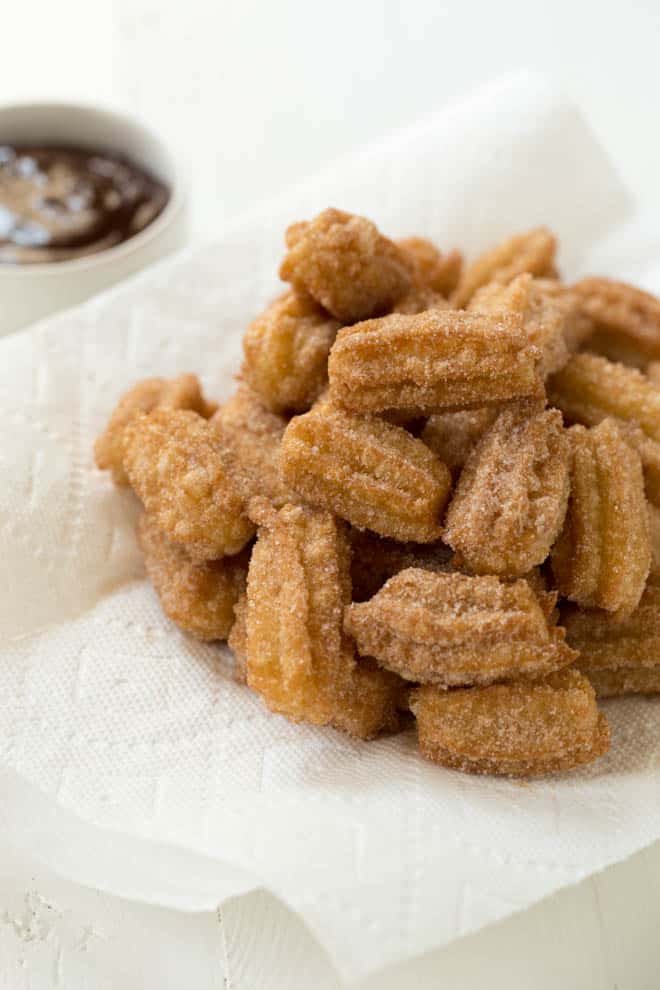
[1,73,658,983]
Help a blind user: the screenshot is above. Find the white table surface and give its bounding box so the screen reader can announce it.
[2,1,660,986]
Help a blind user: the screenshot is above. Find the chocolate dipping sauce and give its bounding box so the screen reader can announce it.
[0,144,169,264]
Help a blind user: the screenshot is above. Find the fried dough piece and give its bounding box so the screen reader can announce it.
[571,277,660,366]
[551,420,650,618]
[468,273,569,377]
[421,407,498,477]
[242,291,340,414]
[444,405,570,577]
[279,208,411,323]
[344,569,576,687]
[123,409,254,560]
[450,226,557,308]
[95,374,217,485]
[410,669,609,777]
[245,501,399,738]
[137,513,248,641]
[548,353,660,506]
[328,310,544,415]
[211,386,295,508]
[280,403,451,542]
[563,585,660,698]
[228,593,248,683]
[391,285,449,315]
[349,529,454,601]
[534,278,593,352]
[397,237,463,297]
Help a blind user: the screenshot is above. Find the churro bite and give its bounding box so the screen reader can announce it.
[279,208,411,323]
[397,236,463,297]
[281,401,451,542]
[450,226,557,309]
[551,419,651,618]
[328,310,544,415]
[245,500,400,738]
[95,374,217,485]
[410,669,610,777]
[138,513,248,641]
[391,284,449,315]
[212,385,295,508]
[548,352,660,504]
[444,404,570,577]
[242,290,340,414]
[124,409,254,560]
[571,277,660,366]
[420,407,497,477]
[468,273,569,377]
[564,585,660,698]
[344,569,575,688]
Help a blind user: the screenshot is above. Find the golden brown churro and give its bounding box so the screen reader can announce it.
[95,374,217,485]
[242,290,340,413]
[279,208,411,322]
[551,419,650,618]
[245,500,400,738]
[212,385,295,508]
[564,585,660,698]
[123,409,254,560]
[344,569,575,687]
[572,277,660,366]
[451,226,557,308]
[548,352,660,504]
[138,513,248,641]
[410,670,609,777]
[444,404,570,577]
[281,401,451,542]
[328,310,544,415]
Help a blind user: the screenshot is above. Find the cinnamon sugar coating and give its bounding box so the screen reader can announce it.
[212,386,295,508]
[123,409,254,560]
[551,419,650,618]
[564,585,660,698]
[138,513,248,641]
[444,404,570,577]
[397,236,463,297]
[410,669,609,777]
[571,277,660,366]
[421,407,497,477]
[245,501,400,738]
[344,569,576,687]
[279,209,411,322]
[451,226,557,308]
[95,374,217,485]
[281,402,451,542]
[328,310,544,415]
[242,291,340,413]
[468,273,569,377]
[548,352,660,505]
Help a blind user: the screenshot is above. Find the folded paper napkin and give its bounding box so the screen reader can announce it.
[1,72,659,983]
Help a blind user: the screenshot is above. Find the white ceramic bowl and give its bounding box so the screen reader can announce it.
[0,102,187,338]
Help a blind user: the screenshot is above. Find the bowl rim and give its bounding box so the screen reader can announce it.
[0,100,186,277]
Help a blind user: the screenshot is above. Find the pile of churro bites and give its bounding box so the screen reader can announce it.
[95,207,660,778]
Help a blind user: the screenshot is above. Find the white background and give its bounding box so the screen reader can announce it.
[2,1,660,987]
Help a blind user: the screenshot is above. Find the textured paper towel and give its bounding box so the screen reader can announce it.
[1,73,658,982]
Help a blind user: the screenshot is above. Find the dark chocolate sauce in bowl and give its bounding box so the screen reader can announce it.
[0,145,169,264]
